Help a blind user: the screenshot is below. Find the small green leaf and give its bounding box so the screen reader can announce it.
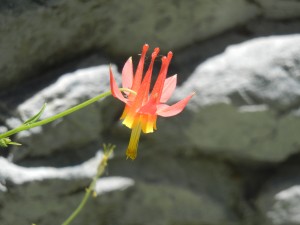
[8,141,22,146]
[24,103,47,125]
[0,139,8,147]
[0,138,22,147]
[103,143,115,155]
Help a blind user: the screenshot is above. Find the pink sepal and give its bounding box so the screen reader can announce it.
[122,57,133,90]
[110,66,128,103]
[157,93,194,117]
[160,75,177,103]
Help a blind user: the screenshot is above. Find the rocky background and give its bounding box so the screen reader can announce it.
[0,0,300,225]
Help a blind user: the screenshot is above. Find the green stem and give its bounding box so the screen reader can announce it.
[61,178,97,225]
[61,147,113,225]
[0,88,134,139]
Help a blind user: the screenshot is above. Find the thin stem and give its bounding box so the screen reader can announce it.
[0,88,135,139]
[61,147,113,225]
[61,178,97,225]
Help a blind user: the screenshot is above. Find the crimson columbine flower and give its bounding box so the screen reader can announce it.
[110,44,194,160]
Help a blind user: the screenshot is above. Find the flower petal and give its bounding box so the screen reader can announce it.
[160,74,177,103]
[131,44,149,93]
[126,122,142,160]
[138,97,157,115]
[150,52,173,101]
[132,47,159,110]
[141,114,157,133]
[157,92,195,117]
[110,66,128,103]
[122,57,133,89]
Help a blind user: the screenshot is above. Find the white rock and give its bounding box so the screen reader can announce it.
[95,177,134,194]
[152,34,300,163]
[9,65,120,162]
[256,167,300,225]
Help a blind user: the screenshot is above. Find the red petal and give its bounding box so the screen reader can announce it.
[110,66,128,103]
[132,47,159,109]
[139,97,157,115]
[122,57,133,89]
[157,92,195,117]
[160,74,177,103]
[131,44,149,93]
[150,51,173,101]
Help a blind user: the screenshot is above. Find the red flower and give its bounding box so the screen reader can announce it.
[110,44,194,160]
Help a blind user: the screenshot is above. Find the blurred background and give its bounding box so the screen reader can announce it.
[0,0,300,224]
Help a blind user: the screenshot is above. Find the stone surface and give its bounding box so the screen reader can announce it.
[0,0,261,90]
[0,2,299,222]
[0,151,102,185]
[5,34,300,164]
[0,154,245,225]
[255,163,300,225]
[1,0,299,93]
[7,65,122,164]
[108,155,249,225]
[256,0,300,19]
[0,154,135,225]
[144,34,300,163]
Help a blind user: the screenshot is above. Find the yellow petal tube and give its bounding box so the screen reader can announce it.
[141,114,157,133]
[126,122,142,160]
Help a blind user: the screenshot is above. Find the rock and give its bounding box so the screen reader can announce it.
[105,155,249,225]
[0,154,246,225]
[0,0,260,89]
[144,34,300,163]
[255,163,300,225]
[256,0,300,19]
[7,65,122,164]
[0,152,102,185]
[262,186,300,225]
[95,176,134,194]
[100,182,232,225]
[0,154,135,225]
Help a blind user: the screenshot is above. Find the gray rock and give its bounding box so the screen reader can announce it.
[0,151,102,185]
[263,185,300,225]
[255,164,300,225]
[146,34,300,163]
[180,34,300,110]
[0,154,135,225]
[7,65,121,163]
[0,0,260,89]
[0,154,245,225]
[103,181,236,225]
[105,156,247,225]
[256,0,300,19]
